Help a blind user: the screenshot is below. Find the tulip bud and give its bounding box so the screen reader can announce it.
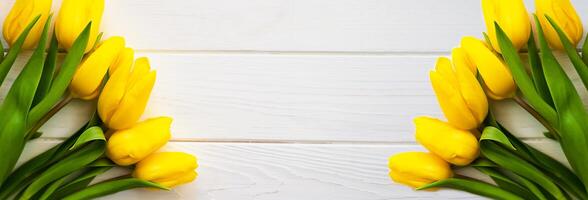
[461,36,516,100]
[111,47,134,73]
[107,117,172,166]
[388,152,452,189]
[481,0,531,52]
[430,57,488,130]
[134,152,198,188]
[98,57,156,130]
[451,47,476,74]
[3,0,52,49]
[536,0,583,50]
[55,0,104,53]
[414,117,479,166]
[70,37,125,100]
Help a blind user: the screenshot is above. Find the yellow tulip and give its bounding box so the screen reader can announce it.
[430,57,488,130]
[70,37,125,100]
[481,0,531,52]
[111,47,134,73]
[55,0,104,53]
[461,36,516,100]
[388,152,452,189]
[451,47,476,74]
[3,0,52,49]
[414,117,480,166]
[98,57,156,130]
[536,0,583,50]
[134,152,198,188]
[106,117,172,166]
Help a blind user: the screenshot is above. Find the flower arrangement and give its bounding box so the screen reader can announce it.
[0,0,198,199]
[388,0,588,199]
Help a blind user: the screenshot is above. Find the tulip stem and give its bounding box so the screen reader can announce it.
[513,95,560,140]
[26,94,74,140]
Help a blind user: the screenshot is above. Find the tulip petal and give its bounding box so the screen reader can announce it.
[451,47,476,74]
[110,47,134,74]
[107,117,172,166]
[98,61,132,125]
[56,0,104,52]
[133,152,198,188]
[106,59,156,130]
[414,117,479,166]
[70,36,125,100]
[454,56,488,124]
[388,152,452,189]
[461,37,516,100]
[430,58,478,129]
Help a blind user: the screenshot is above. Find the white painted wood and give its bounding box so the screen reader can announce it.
[27,53,556,142]
[0,0,586,52]
[16,139,565,200]
[0,0,583,199]
[16,140,501,200]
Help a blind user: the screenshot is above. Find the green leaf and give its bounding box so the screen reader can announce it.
[27,22,91,127]
[18,139,106,200]
[497,123,587,199]
[45,166,112,200]
[494,22,558,126]
[417,178,524,200]
[527,30,553,107]
[33,31,59,107]
[0,35,5,63]
[582,32,588,65]
[508,173,548,200]
[62,178,168,200]
[89,158,116,167]
[480,126,515,150]
[475,167,540,200]
[0,116,97,199]
[470,158,497,167]
[481,141,565,199]
[545,15,588,92]
[534,14,588,194]
[69,126,106,150]
[0,15,40,86]
[0,14,50,186]
[37,172,72,200]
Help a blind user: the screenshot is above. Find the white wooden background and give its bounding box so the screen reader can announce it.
[2,0,587,199]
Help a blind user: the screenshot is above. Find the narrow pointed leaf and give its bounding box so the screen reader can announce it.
[62,178,168,200]
[545,15,588,92]
[28,22,91,127]
[582,32,588,65]
[0,15,50,186]
[481,141,565,199]
[534,14,588,193]
[480,126,515,150]
[33,32,59,106]
[475,167,540,199]
[19,140,105,200]
[417,178,524,200]
[494,22,557,126]
[527,30,553,106]
[0,15,40,86]
[69,126,105,150]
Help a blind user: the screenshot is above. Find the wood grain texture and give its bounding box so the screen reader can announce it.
[17,140,501,200]
[31,52,573,142]
[0,0,585,199]
[0,0,586,52]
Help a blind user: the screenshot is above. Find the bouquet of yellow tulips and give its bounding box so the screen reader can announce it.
[0,0,198,199]
[388,0,588,199]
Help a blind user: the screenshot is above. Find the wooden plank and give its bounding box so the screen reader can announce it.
[7,52,561,141]
[17,140,501,199]
[1,0,587,52]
